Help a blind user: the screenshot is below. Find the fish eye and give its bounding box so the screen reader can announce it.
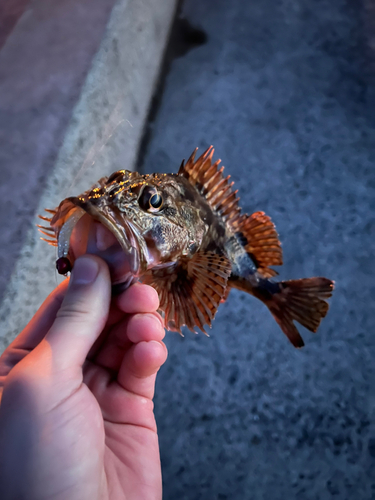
[138,185,164,213]
[149,193,163,209]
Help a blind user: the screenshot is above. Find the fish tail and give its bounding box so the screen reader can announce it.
[265,277,334,347]
[243,277,334,347]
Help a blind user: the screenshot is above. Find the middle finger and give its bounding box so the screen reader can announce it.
[92,312,165,372]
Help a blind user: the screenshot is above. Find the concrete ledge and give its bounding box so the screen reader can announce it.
[0,0,178,352]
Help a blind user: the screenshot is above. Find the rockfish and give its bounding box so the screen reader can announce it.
[39,147,334,347]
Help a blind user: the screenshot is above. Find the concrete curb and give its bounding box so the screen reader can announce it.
[0,0,178,352]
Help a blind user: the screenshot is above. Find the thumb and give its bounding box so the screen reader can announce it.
[42,255,111,373]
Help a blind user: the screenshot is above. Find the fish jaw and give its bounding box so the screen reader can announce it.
[51,196,151,285]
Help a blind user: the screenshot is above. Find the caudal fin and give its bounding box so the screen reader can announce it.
[266,277,334,348]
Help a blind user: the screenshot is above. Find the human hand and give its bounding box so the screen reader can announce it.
[0,255,167,500]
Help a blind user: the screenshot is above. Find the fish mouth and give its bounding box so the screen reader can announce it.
[52,196,148,287]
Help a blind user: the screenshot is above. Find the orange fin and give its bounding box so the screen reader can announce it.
[37,209,58,246]
[266,277,334,347]
[178,146,242,226]
[44,208,57,215]
[235,211,283,278]
[36,224,55,235]
[220,286,231,304]
[38,214,53,222]
[142,251,232,334]
[39,237,58,246]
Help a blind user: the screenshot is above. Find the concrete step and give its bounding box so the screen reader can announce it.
[0,0,178,351]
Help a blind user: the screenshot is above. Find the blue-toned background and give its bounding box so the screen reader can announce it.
[142,1,375,498]
[0,0,373,498]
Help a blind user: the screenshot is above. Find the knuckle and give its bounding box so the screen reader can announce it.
[57,296,93,320]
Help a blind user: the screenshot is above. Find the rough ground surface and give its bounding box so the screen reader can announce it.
[0,0,177,304]
[0,0,117,300]
[141,0,375,498]
[0,0,177,353]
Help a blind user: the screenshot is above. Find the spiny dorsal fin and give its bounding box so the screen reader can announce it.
[179,147,283,278]
[141,251,232,334]
[178,146,242,226]
[234,211,283,278]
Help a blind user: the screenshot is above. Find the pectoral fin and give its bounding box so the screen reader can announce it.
[142,251,232,334]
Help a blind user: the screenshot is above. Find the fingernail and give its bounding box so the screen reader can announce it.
[71,257,99,285]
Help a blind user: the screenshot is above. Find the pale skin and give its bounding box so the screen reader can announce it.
[0,255,168,500]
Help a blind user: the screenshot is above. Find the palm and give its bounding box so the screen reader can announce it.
[85,361,161,500]
[0,271,166,500]
[40,362,161,500]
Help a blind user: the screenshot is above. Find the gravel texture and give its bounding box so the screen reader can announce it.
[0,0,177,351]
[141,1,375,498]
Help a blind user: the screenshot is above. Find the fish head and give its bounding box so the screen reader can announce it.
[51,170,207,285]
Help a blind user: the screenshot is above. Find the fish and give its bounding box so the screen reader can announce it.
[38,146,334,347]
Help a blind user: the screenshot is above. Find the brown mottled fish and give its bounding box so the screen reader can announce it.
[38,147,334,347]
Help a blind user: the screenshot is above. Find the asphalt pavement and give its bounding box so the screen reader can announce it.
[141,1,375,498]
